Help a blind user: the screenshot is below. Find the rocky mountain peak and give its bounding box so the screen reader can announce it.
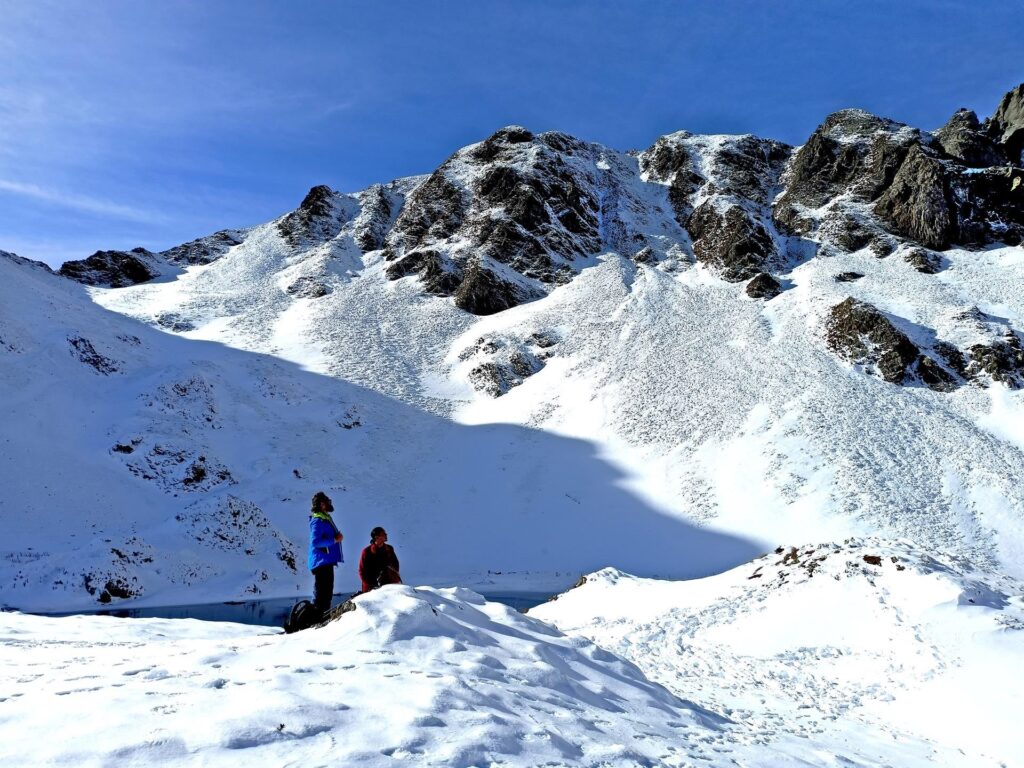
[987,82,1024,163]
[277,184,351,246]
[55,83,1024,324]
[935,108,1005,167]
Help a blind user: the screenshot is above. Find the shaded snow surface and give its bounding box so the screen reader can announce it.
[0,252,756,611]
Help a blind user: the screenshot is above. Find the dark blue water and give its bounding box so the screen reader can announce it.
[42,591,553,627]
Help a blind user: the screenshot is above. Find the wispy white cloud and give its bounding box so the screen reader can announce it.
[0,179,162,223]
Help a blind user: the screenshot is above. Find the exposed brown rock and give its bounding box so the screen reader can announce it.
[277,185,348,246]
[874,145,956,249]
[745,272,781,299]
[834,271,864,283]
[903,247,942,274]
[987,83,1024,164]
[935,109,1004,167]
[59,249,157,288]
[968,333,1024,388]
[453,261,526,316]
[827,298,919,383]
[687,202,774,281]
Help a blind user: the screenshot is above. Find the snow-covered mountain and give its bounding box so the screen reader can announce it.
[3,83,1024,612]
[0,249,754,611]
[3,83,1024,768]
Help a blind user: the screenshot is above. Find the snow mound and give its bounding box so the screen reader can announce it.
[533,539,1024,767]
[0,586,733,768]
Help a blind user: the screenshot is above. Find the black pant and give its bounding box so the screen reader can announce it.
[312,564,334,614]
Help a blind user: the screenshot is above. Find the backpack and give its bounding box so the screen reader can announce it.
[283,600,322,634]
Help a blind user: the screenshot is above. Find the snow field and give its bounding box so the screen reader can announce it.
[0,586,731,768]
[533,539,1024,767]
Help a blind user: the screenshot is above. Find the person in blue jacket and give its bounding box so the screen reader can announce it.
[308,491,344,615]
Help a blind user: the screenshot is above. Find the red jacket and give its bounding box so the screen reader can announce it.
[359,543,401,592]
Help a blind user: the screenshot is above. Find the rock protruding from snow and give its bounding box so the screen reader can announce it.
[160,229,244,266]
[59,231,246,288]
[59,248,159,287]
[640,133,790,281]
[277,184,351,247]
[775,99,1024,254]
[688,201,775,281]
[774,110,917,236]
[968,331,1024,389]
[459,332,553,396]
[383,125,614,314]
[874,144,958,249]
[352,183,400,252]
[745,272,781,299]
[825,297,956,390]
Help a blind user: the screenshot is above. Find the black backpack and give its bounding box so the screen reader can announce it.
[283,600,322,634]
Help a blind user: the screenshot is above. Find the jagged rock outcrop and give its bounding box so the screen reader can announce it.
[776,90,1024,254]
[52,83,1024,330]
[874,144,957,249]
[161,230,243,266]
[825,298,956,391]
[453,260,528,316]
[353,184,399,252]
[774,110,920,236]
[745,272,781,299]
[935,109,1004,167]
[640,133,789,280]
[968,333,1024,389]
[59,248,158,288]
[60,231,245,289]
[637,135,703,224]
[384,248,462,296]
[277,185,350,246]
[383,125,607,314]
[688,202,774,281]
[987,83,1024,164]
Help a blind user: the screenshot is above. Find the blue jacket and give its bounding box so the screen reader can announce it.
[308,514,343,571]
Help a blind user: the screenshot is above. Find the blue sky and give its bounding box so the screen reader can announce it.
[1,0,1022,267]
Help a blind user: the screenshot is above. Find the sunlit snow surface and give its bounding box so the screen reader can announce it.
[532,540,1024,767]
[3,547,1021,767]
[0,586,727,768]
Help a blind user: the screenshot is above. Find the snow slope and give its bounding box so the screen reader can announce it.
[3,546,1019,767]
[533,539,1024,767]
[0,587,732,768]
[0,252,757,611]
[91,188,1024,583]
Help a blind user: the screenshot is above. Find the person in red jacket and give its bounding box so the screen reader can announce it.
[358,527,402,593]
